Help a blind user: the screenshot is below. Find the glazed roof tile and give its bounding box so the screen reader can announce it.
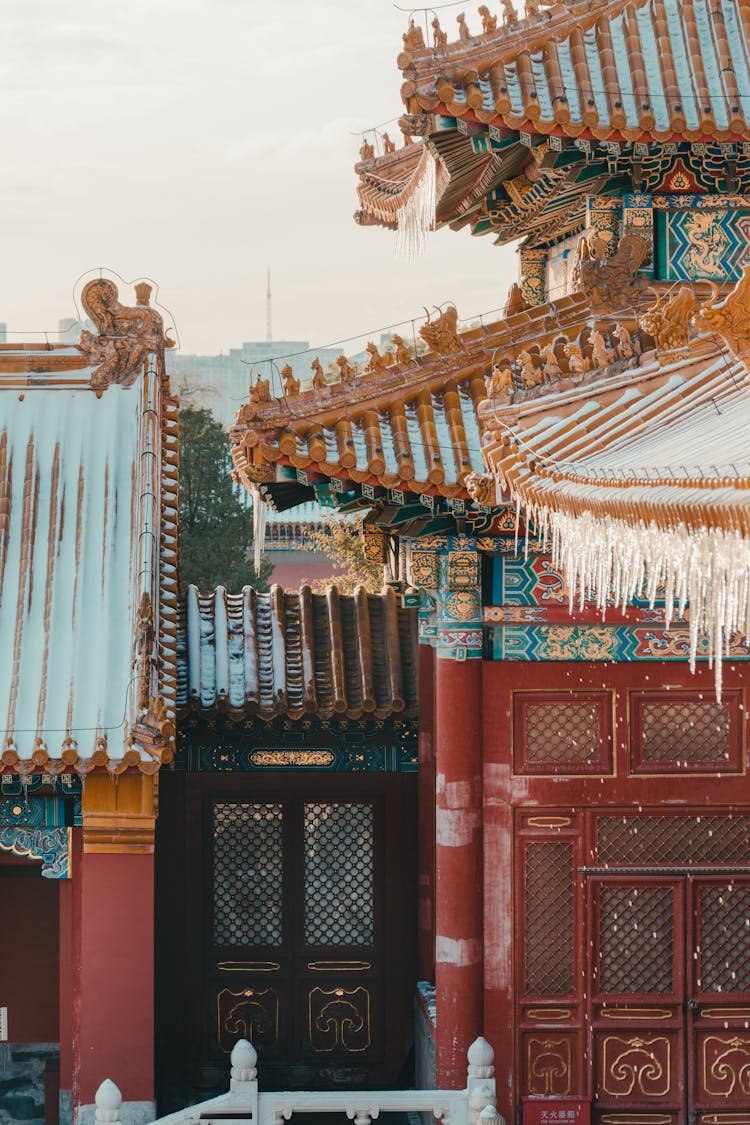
[231,293,591,499]
[399,0,750,142]
[177,584,418,721]
[0,283,177,776]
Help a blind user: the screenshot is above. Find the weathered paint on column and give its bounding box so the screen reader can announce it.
[73,849,155,1116]
[418,642,436,981]
[435,655,483,1088]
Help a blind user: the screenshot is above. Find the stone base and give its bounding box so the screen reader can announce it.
[0,1043,59,1125]
[77,1101,155,1125]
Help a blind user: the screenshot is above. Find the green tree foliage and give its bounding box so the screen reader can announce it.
[179,406,272,593]
[302,515,384,595]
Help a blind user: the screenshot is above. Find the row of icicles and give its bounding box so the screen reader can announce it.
[519,503,750,699]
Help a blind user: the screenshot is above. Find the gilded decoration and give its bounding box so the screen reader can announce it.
[639,286,696,353]
[600,1035,671,1099]
[363,524,388,563]
[702,1035,750,1098]
[693,267,750,358]
[574,233,649,308]
[79,279,173,389]
[419,306,463,355]
[527,1036,572,1097]
[410,549,440,589]
[446,549,479,590]
[308,986,371,1053]
[249,750,336,767]
[444,589,481,621]
[217,987,279,1053]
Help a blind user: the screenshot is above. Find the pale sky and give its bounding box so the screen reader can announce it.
[1,0,518,355]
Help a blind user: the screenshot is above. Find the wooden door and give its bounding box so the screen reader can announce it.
[589,874,750,1125]
[687,875,750,1122]
[207,795,380,1073]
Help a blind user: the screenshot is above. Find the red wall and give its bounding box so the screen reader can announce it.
[0,858,59,1041]
[74,851,154,1107]
[480,659,750,1120]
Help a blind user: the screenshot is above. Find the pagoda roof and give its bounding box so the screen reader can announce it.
[399,0,750,143]
[230,292,591,504]
[476,268,750,685]
[177,584,418,721]
[0,281,178,776]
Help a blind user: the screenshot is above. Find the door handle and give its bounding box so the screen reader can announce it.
[687,998,699,1012]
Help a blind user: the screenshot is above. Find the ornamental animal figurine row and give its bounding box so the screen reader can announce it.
[484,322,640,397]
[424,0,555,48]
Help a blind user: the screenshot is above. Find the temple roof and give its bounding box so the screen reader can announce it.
[177,584,418,721]
[231,292,591,505]
[0,281,177,776]
[476,269,750,686]
[399,0,750,142]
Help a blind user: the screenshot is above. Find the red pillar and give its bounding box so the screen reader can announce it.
[74,851,155,1110]
[73,774,157,1117]
[434,656,483,1088]
[418,643,436,982]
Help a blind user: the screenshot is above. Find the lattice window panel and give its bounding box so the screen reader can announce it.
[303,802,374,947]
[524,842,574,995]
[597,815,750,867]
[698,884,750,993]
[639,699,730,763]
[526,703,600,762]
[598,885,674,994]
[212,802,284,947]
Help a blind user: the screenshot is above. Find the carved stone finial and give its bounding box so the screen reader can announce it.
[281,363,300,397]
[95,1080,122,1125]
[640,286,696,354]
[79,278,173,389]
[230,1038,258,1082]
[692,268,750,358]
[467,1035,495,1078]
[477,6,497,32]
[574,233,649,309]
[419,305,463,355]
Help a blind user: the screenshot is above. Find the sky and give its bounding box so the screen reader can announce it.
[1,0,518,356]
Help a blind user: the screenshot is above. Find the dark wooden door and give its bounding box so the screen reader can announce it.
[589,874,750,1125]
[207,795,380,1075]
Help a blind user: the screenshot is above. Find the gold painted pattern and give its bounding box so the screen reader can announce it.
[527,817,572,829]
[250,750,335,767]
[307,960,372,972]
[526,1008,573,1022]
[527,1036,572,1096]
[217,987,279,1052]
[308,986,371,1054]
[601,1036,671,1098]
[703,1035,750,1097]
[217,961,281,972]
[600,1008,672,1022]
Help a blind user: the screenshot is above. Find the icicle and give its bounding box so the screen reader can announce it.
[250,484,267,576]
[512,497,750,699]
[396,146,437,260]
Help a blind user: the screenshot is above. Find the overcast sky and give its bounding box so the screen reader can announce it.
[1,0,517,355]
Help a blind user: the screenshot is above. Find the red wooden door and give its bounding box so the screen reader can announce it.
[205,792,385,1086]
[589,874,750,1125]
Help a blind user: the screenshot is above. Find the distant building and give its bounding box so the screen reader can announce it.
[170,339,340,428]
[0,323,6,344]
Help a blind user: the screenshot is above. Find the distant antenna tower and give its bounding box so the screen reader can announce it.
[266,266,272,343]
